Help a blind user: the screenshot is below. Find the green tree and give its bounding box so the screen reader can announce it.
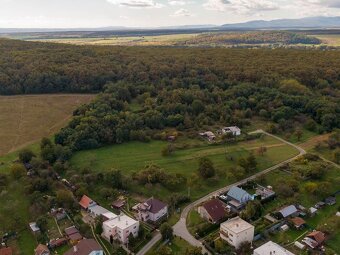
[185,247,202,255]
[10,164,26,179]
[198,157,215,179]
[160,223,173,241]
[18,149,35,163]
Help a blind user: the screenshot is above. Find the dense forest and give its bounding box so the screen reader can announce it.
[183,31,321,45]
[0,38,339,151]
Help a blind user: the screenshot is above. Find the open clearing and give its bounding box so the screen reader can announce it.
[312,34,340,46]
[70,135,299,200]
[0,94,95,156]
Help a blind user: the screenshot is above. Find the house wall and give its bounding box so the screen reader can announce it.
[220,225,254,249]
[117,221,139,244]
[198,206,213,223]
[149,206,168,222]
[102,224,117,242]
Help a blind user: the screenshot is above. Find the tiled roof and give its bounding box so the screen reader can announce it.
[79,195,95,209]
[145,198,167,214]
[0,247,12,255]
[202,199,226,222]
[307,231,325,245]
[290,217,306,227]
[64,239,102,255]
[34,244,49,255]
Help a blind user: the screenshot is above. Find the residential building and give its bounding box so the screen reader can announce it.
[198,199,227,224]
[278,205,298,219]
[290,217,306,230]
[102,214,139,244]
[65,226,83,244]
[48,238,67,249]
[222,126,241,136]
[88,205,110,218]
[135,197,168,223]
[255,185,276,201]
[79,195,97,210]
[199,131,216,141]
[226,186,253,210]
[253,241,295,255]
[34,244,50,255]
[220,216,254,249]
[302,231,325,249]
[64,239,103,255]
[0,247,12,255]
[111,198,126,210]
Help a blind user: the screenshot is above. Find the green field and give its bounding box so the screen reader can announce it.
[146,237,193,255]
[70,135,299,200]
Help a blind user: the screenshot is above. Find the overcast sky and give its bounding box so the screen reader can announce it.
[0,0,339,28]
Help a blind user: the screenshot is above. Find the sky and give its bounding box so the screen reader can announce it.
[0,0,339,28]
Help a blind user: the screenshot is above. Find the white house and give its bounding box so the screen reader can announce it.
[135,198,168,223]
[253,241,295,255]
[222,126,241,136]
[220,216,254,249]
[102,214,139,244]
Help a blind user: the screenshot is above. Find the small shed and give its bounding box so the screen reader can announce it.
[280,224,289,231]
[294,241,305,250]
[29,222,40,234]
[309,207,318,217]
[278,205,298,218]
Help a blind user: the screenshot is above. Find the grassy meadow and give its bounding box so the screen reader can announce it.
[70,135,299,200]
[0,94,95,156]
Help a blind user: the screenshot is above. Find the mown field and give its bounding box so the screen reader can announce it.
[0,94,95,156]
[312,34,340,46]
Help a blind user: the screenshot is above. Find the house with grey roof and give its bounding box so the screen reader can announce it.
[226,186,253,210]
[278,205,298,219]
[88,205,110,218]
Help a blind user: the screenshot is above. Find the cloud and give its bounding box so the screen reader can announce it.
[171,8,193,17]
[203,0,279,13]
[168,0,187,6]
[303,0,340,8]
[106,0,163,8]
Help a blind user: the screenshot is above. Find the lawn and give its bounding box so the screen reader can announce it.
[0,94,95,156]
[146,237,193,255]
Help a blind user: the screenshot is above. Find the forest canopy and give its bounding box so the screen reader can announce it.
[0,39,339,151]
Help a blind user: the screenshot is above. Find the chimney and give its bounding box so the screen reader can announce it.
[118,214,120,221]
[126,220,128,225]
[73,245,78,253]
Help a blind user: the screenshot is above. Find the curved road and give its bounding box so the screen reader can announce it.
[139,130,306,255]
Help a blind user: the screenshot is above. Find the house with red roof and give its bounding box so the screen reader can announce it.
[0,247,12,255]
[302,231,326,249]
[198,198,227,224]
[134,197,168,223]
[79,195,97,210]
[34,244,50,255]
[65,226,83,245]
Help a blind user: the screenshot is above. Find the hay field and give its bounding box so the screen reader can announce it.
[0,94,95,156]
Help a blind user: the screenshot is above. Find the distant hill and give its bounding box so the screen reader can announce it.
[222,16,340,29]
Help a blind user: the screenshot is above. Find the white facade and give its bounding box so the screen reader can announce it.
[222,126,241,136]
[220,217,254,249]
[253,241,295,255]
[138,205,168,222]
[89,252,103,255]
[103,214,139,244]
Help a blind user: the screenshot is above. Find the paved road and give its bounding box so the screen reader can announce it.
[136,231,162,255]
[139,130,306,255]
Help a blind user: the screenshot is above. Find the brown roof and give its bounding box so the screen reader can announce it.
[202,199,226,223]
[65,226,79,236]
[307,231,325,245]
[64,239,102,255]
[112,199,126,208]
[79,195,94,209]
[34,244,49,255]
[145,198,167,214]
[290,217,306,227]
[0,247,12,255]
